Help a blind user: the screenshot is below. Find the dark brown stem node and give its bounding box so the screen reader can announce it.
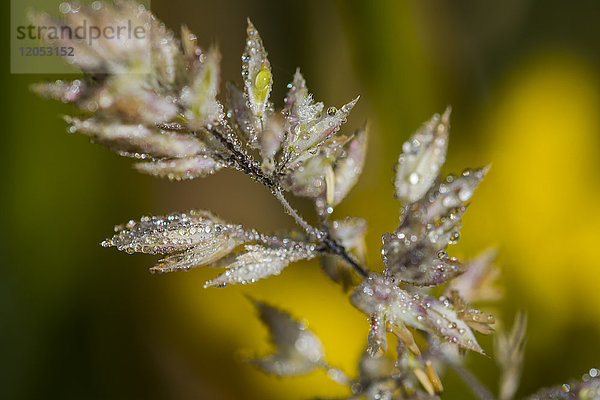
[208,125,370,279]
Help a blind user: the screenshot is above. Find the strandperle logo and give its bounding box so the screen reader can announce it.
[16,17,147,46]
[11,0,151,74]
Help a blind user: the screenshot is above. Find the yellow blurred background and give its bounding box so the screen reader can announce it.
[3,0,600,399]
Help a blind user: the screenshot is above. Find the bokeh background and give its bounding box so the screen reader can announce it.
[3,0,600,399]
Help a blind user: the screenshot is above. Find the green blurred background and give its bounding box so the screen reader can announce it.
[3,0,600,399]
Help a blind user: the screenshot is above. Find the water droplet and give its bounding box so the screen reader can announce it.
[409,172,420,185]
[254,67,271,92]
[449,232,460,244]
[59,2,71,13]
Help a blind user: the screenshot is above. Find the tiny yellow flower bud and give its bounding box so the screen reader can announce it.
[254,65,271,101]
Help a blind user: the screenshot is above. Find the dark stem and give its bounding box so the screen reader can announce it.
[274,190,369,278]
[208,126,370,279]
[322,232,370,278]
[207,126,279,189]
